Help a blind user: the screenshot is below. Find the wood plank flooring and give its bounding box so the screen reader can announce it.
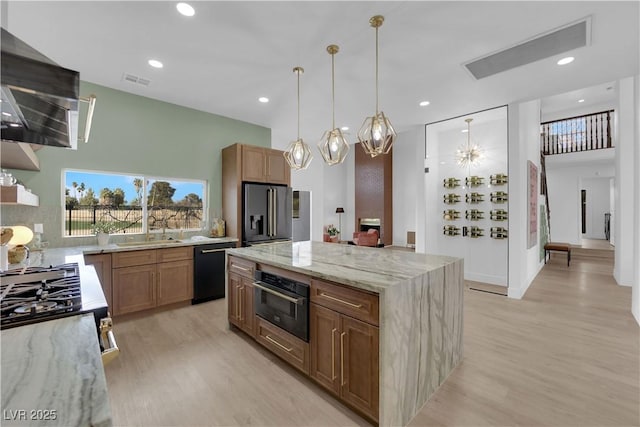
[104,255,639,426]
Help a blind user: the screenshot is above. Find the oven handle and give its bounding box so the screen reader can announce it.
[253,281,303,305]
[100,317,120,366]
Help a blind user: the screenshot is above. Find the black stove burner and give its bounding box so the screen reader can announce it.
[0,263,82,328]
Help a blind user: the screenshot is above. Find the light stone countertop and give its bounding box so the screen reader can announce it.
[1,314,112,427]
[227,240,459,293]
[1,236,237,426]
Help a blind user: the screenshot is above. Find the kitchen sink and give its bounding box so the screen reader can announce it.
[116,239,182,247]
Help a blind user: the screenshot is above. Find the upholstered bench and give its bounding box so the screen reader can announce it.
[544,242,571,266]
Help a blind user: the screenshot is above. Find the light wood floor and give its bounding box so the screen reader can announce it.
[104,255,639,426]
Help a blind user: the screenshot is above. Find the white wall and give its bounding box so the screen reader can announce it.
[580,177,611,239]
[545,159,615,245]
[508,99,544,299]
[615,77,635,287]
[423,110,509,286]
[633,74,640,325]
[392,127,422,247]
[610,178,616,246]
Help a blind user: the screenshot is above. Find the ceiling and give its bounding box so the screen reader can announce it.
[3,1,638,141]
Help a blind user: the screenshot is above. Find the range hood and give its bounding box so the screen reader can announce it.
[1,28,95,149]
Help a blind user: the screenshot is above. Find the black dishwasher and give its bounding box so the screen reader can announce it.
[193,242,235,304]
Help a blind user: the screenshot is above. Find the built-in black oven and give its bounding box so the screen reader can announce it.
[254,270,309,342]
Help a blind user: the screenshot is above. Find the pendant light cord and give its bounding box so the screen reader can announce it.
[375,25,379,115]
[297,70,301,140]
[331,51,336,129]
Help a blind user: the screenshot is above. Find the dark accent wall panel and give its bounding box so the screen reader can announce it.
[355,147,393,246]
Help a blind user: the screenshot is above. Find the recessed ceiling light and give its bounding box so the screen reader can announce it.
[258,97,269,103]
[578,99,585,103]
[341,126,349,131]
[176,2,195,17]
[461,129,468,133]
[2,112,11,116]
[9,123,20,127]
[557,56,574,66]
[440,161,446,165]
[419,101,430,107]
[148,59,164,69]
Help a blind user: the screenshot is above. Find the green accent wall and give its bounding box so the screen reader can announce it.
[2,81,270,246]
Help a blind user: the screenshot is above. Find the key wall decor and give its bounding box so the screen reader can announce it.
[443,209,461,220]
[465,175,484,187]
[443,225,461,236]
[465,209,484,220]
[490,173,508,185]
[490,227,508,239]
[443,177,461,188]
[465,192,484,204]
[468,226,484,238]
[490,209,508,221]
[490,191,508,203]
[443,193,461,204]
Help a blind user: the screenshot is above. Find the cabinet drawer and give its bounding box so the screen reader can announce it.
[310,279,379,326]
[255,316,309,375]
[228,255,255,279]
[157,246,192,263]
[113,249,157,268]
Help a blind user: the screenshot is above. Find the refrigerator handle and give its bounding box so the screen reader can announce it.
[267,188,271,237]
[268,188,274,237]
[273,189,277,236]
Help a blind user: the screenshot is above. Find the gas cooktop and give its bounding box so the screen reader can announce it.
[0,263,84,329]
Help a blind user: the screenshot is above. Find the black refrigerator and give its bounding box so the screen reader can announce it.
[242,183,292,246]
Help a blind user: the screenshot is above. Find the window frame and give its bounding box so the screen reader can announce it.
[61,168,208,238]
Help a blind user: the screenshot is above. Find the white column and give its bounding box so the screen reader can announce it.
[633,75,640,325]
[614,77,635,288]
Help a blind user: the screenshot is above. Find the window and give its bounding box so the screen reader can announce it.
[63,169,207,237]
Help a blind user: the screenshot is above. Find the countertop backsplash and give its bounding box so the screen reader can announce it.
[1,204,222,249]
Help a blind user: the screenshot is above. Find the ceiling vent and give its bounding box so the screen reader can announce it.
[463,17,591,80]
[122,73,151,86]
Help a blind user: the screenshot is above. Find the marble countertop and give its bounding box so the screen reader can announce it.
[227,241,460,293]
[1,314,112,427]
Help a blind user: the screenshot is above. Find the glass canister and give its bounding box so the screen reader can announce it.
[0,170,17,186]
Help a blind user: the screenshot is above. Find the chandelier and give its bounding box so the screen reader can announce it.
[318,45,349,165]
[284,67,313,170]
[456,118,482,168]
[357,15,396,158]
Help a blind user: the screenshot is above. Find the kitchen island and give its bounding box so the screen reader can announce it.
[227,241,464,426]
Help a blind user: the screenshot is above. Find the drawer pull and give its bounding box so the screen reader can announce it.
[201,248,226,254]
[265,334,292,352]
[320,292,363,309]
[231,264,251,272]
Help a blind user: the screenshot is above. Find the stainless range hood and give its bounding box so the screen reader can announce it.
[1,28,95,149]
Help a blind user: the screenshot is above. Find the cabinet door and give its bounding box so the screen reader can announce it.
[157,259,193,306]
[84,254,112,311]
[310,303,341,395]
[241,145,266,182]
[228,272,242,327]
[341,316,379,421]
[240,278,254,335]
[266,148,290,185]
[112,264,156,315]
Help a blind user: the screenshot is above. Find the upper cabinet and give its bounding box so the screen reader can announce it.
[240,145,290,185]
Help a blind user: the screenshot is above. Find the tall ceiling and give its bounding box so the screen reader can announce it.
[4,1,638,140]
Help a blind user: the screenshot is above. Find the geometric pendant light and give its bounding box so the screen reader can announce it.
[284,66,313,170]
[357,15,396,158]
[318,44,350,166]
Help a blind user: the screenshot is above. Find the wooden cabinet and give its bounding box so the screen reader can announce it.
[310,278,379,421]
[227,256,256,335]
[240,144,290,185]
[222,143,290,245]
[111,247,193,316]
[309,303,379,421]
[84,253,113,311]
[113,264,156,315]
